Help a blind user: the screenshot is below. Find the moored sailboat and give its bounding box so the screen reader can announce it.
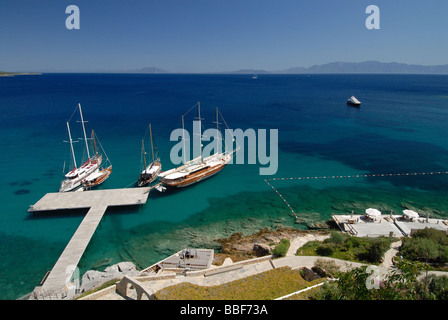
[137,123,162,187]
[59,104,104,192]
[81,130,112,190]
[158,102,235,188]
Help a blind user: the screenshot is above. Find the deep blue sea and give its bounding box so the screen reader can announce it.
[1,73,448,299]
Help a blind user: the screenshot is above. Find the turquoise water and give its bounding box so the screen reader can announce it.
[1,73,448,299]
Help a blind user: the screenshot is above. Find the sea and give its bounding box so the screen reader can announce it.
[1,73,448,299]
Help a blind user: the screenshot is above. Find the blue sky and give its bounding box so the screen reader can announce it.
[1,0,447,72]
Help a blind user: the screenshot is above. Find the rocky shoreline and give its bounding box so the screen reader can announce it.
[214,226,331,264]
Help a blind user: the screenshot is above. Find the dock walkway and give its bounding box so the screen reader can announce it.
[29,187,151,299]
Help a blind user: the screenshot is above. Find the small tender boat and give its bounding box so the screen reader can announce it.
[347,96,361,106]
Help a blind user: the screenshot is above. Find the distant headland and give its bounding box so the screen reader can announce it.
[0,71,41,77]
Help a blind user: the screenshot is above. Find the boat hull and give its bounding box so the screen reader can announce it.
[138,162,162,187]
[347,101,361,107]
[82,166,112,189]
[59,156,102,192]
[160,162,227,188]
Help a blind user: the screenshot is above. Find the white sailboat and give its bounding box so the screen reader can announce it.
[59,104,103,192]
[137,123,161,187]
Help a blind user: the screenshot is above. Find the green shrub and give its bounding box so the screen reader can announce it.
[401,228,448,264]
[328,231,346,245]
[316,245,334,256]
[357,237,390,263]
[313,258,341,278]
[345,236,361,248]
[272,238,290,257]
[412,228,448,246]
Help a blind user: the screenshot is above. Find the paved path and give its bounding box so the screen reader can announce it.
[287,233,331,256]
[380,240,402,268]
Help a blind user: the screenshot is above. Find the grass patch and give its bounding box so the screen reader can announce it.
[154,267,323,300]
[283,285,324,300]
[272,238,290,257]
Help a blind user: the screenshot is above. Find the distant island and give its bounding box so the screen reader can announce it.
[0,71,41,77]
[107,61,448,74]
[224,61,448,75]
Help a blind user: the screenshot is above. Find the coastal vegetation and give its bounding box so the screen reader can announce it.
[316,260,448,300]
[272,238,290,257]
[0,71,41,76]
[399,228,448,269]
[297,231,392,264]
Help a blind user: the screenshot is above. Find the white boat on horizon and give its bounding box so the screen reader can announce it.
[347,96,361,106]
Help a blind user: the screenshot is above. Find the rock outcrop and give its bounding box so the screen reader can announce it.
[79,262,140,293]
[216,227,330,260]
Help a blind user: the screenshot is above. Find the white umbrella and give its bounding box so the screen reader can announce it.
[403,210,419,219]
[365,208,381,217]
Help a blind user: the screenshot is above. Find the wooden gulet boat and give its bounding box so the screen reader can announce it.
[138,123,162,187]
[81,129,112,190]
[158,102,236,188]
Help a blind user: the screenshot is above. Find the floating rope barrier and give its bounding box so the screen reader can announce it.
[264,179,300,223]
[266,170,448,182]
[264,170,448,223]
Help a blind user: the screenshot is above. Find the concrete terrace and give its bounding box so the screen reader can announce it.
[333,214,448,237]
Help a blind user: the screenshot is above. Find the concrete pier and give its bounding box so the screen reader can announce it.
[29,187,151,299]
[28,187,150,212]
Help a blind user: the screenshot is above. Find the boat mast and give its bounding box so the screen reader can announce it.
[67,122,77,169]
[78,103,91,160]
[198,101,202,162]
[142,139,147,171]
[216,106,220,156]
[149,123,155,163]
[182,115,186,164]
[91,130,98,156]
